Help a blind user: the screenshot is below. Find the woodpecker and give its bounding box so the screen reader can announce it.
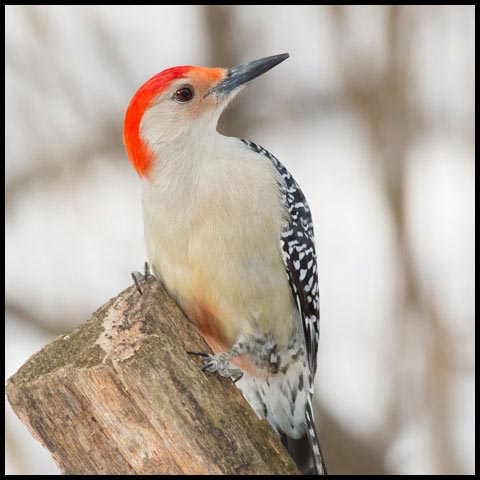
[124,53,327,475]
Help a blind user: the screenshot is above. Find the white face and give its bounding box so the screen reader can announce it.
[140,75,239,150]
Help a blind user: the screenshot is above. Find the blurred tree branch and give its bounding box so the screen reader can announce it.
[5,300,65,338]
[330,5,461,474]
[5,141,120,207]
[316,405,388,475]
[202,5,253,137]
[6,6,126,208]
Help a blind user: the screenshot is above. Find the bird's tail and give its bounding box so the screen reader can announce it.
[281,398,327,475]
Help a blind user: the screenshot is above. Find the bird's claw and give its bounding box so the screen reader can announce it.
[186,351,211,358]
[131,261,153,295]
[187,351,244,382]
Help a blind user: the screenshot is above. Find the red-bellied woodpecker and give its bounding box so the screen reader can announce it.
[123,53,327,475]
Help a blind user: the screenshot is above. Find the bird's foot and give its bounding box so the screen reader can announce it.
[187,351,244,383]
[131,261,153,295]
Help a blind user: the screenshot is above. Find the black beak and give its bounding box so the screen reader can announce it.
[207,53,289,97]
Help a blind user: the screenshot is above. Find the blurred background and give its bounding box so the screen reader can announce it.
[5,5,475,475]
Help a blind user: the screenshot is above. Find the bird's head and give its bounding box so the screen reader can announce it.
[123,53,289,178]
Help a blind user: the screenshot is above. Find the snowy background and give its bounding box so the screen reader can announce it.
[5,5,475,475]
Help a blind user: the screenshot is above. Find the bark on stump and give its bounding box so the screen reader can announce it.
[6,277,300,475]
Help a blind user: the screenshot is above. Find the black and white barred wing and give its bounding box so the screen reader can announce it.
[240,139,320,375]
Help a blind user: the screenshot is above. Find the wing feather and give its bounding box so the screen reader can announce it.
[240,139,320,375]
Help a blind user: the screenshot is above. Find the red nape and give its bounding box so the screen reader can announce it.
[123,66,192,178]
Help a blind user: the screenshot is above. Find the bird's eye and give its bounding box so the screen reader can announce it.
[174,87,194,103]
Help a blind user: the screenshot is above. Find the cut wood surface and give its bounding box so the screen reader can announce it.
[6,277,300,475]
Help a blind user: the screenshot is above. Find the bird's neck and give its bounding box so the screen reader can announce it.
[142,132,244,210]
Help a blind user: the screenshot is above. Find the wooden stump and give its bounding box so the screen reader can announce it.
[6,277,299,475]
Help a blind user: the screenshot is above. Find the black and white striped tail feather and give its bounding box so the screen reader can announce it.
[280,397,327,475]
[305,397,327,475]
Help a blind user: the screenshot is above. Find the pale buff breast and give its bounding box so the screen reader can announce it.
[142,137,297,352]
